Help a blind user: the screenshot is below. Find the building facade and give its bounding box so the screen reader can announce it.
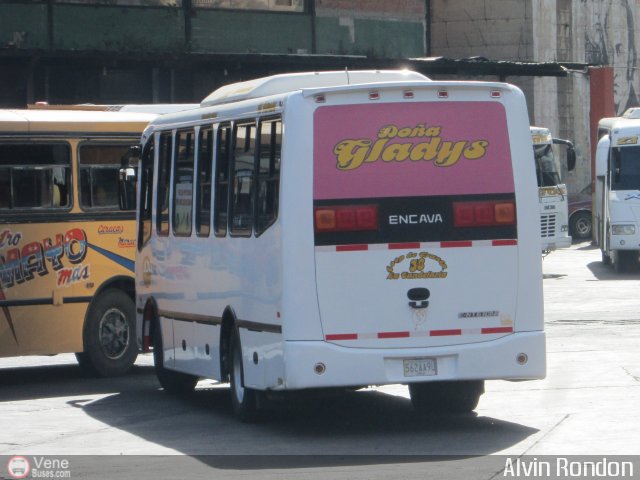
[3,0,637,194]
[0,0,426,106]
[430,0,640,194]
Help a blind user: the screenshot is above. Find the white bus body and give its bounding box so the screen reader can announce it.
[595,110,640,272]
[133,71,545,420]
[530,126,574,252]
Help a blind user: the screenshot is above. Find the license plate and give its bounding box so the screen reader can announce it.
[403,357,437,377]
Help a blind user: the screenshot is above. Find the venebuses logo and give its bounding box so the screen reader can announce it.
[7,456,30,479]
[6,456,71,478]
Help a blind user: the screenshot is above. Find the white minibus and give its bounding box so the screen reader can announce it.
[595,108,640,272]
[127,70,545,420]
[530,126,576,252]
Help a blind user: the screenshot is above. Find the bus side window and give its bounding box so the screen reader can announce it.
[196,127,213,237]
[230,122,257,237]
[79,143,132,210]
[157,132,173,237]
[138,136,155,250]
[0,143,71,210]
[172,129,195,237]
[214,124,231,237]
[611,148,621,186]
[0,166,9,208]
[255,118,281,236]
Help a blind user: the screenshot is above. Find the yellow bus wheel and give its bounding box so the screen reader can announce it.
[80,289,138,377]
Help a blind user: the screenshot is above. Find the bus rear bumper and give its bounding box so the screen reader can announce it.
[282,331,545,390]
[543,236,572,250]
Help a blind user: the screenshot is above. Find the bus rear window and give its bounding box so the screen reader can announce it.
[0,143,71,210]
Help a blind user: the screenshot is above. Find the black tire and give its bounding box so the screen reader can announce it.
[78,289,138,377]
[570,211,592,240]
[613,250,639,273]
[153,323,198,394]
[601,249,611,265]
[229,329,259,422]
[409,380,484,414]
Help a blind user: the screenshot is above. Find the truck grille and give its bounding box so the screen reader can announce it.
[540,214,556,238]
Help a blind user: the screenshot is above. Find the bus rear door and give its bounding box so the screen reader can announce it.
[312,91,528,356]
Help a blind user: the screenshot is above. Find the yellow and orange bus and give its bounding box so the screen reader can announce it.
[0,108,157,376]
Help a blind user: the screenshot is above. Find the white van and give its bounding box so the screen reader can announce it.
[129,70,545,421]
[530,126,576,252]
[596,109,640,271]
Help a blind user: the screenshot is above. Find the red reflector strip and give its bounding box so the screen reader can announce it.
[325,326,513,341]
[440,241,473,248]
[430,329,462,336]
[388,242,421,249]
[481,327,514,334]
[492,239,518,246]
[335,244,368,252]
[318,240,516,252]
[325,333,358,341]
[377,331,410,339]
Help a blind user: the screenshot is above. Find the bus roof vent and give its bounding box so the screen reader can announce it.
[200,70,430,107]
[622,107,640,119]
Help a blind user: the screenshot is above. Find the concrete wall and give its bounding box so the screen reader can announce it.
[429,0,607,195]
[0,1,426,58]
[0,3,49,50]
[575,0,640,114]
[191,9,312,54]
[0,0,428,107]
[314,0,426,57]
[430,0,533,60]
[52,5,185,52]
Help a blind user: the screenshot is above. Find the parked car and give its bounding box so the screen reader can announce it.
[568,185,593,240]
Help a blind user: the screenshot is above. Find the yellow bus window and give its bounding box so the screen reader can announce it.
[0,143,70,210]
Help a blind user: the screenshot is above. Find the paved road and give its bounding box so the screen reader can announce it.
[1,241,639,478]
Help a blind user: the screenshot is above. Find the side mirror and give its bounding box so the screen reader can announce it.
[552,138,576,171]
[566,147,576,171]
[118,146,140,211]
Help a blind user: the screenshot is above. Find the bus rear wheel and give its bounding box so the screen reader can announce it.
[409,380,484,414]
[229,329,259,422]
[77,289,138,377]
[153,323,198,394]
[613,250,639,273]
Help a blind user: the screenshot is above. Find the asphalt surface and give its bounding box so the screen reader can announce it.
[1,241,639,479]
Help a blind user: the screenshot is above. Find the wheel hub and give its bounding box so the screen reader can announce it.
[98,307,130,360]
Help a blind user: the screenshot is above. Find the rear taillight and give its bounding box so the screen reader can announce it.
[453,200,516,227]
[315,204,379,232]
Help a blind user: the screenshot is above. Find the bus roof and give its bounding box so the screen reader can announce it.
[200,70,430,107]
[0,109,157,134]
[598,116,640,135]
[149,75,520,131]
[28,103,199,114]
